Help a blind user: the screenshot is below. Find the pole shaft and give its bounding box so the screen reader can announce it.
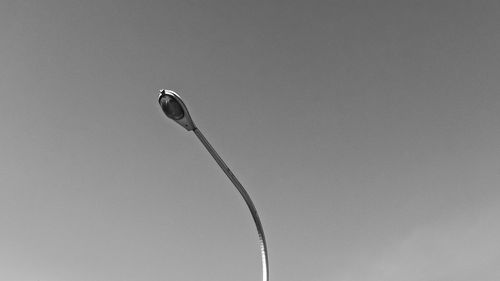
[193,128,269,281]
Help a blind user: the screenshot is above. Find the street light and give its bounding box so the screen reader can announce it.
[157,89,270,281]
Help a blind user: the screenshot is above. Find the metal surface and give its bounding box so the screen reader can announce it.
[193,128,269,281]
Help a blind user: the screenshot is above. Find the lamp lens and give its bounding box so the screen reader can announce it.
[160,96,184,120]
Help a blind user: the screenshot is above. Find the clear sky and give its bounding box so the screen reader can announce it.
[1,1,500,281]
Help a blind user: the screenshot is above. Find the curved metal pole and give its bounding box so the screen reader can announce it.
[193,127,269,281]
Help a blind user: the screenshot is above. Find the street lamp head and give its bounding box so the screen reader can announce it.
[158,89,196,131]
[159,94,184,120]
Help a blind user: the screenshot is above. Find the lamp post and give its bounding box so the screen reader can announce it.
[157,89,269,281]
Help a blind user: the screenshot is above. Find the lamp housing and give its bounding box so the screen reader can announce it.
[158,89,196,131]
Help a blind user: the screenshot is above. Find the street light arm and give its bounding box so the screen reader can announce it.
[193,128,269,281]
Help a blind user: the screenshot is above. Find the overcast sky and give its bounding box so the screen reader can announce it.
[1,1,500,281]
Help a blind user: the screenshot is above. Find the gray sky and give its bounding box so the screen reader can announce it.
[1,1,500,281]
